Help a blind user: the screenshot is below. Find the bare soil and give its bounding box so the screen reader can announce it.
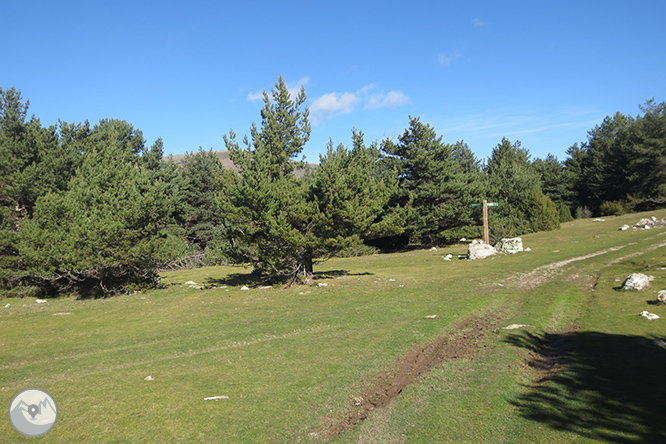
[316,312,504,441]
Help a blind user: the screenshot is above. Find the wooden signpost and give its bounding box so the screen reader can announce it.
[470,200,498,245]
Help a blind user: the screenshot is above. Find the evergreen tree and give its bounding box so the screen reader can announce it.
[173,149,226,252]
[215,76,392,282]
[485,138,558,236]
[19,132,188,296]
[381,117,484,247]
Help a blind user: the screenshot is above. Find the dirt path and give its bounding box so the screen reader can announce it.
[314,312,505,441]
[511,236,666,290]
[312,235,666,442]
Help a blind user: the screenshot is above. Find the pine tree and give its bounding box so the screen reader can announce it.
[215,77,392,282]
[19,132,188,296]
[381,117,483,246]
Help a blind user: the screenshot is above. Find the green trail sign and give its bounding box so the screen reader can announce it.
[470,202,498,207]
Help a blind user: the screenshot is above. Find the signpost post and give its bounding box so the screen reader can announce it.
[470,200,498,245]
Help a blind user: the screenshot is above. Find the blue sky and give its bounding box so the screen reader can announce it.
[2,0,665,163]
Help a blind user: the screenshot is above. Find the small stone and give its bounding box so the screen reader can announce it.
[503,324,533,330]
[593,218,605,222]
[424,315,438,319]
[4,303,9,308]
[640,311,660,320]
[318,283,328,287]
[36,299,47,303]
[657,290,666,304]
[241,286,249,291]
[144,375,154,381]
[204,395,229,401]
[430,246,438,252]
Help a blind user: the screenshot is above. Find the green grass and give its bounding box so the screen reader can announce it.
[1,211,665,443]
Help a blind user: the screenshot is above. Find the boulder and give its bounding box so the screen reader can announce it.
[495,237,523,254]
[619,225,630,231]
[636,218,655,228]
[622,273,651,291]
[467,240,496,260]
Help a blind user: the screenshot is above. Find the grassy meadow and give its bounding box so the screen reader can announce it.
[2,210,666,443]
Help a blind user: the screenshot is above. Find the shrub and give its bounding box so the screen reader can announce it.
[519,188,560,232]
[557,201,574,222]
[600,200,626,216]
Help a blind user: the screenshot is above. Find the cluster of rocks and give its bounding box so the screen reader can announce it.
[620,216,665,231]
[467,237,530,260]
[621,272,666,321]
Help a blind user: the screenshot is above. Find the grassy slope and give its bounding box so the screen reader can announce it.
[1,211,665,443]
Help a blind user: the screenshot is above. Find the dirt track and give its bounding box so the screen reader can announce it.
[313,236,666,441]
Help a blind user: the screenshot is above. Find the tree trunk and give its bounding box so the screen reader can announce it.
[296,248,314,283]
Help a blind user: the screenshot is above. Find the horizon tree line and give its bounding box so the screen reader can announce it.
[1,78,664,296]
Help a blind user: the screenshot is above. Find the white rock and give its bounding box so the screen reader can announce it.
[593,218,606,222]
[318,283,328,287]
[144,375,154,381]
[260,286,272,289]
[185,281,197,286]
[467,240,497,260]
[424,315,439,319]
[495,237,523,254]
[524,247,532,252]
[459,238,467,242]
[622,273,651,291]
[5,303,10,308]
[657,290,666,304]
[430,246,438,252]
[619,225,630,231]
[442,254,453,261]
[36,299,47,303]
[636,218,655,228]
[240,286,249,291]
[503,324,533,330]
[640,311,660,320]
[204,395,229,401]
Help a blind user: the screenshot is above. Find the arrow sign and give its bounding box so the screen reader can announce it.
[470,202,498,207]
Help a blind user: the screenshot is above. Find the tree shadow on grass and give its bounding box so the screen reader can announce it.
[204,269,373,288]
[504,330,666,443]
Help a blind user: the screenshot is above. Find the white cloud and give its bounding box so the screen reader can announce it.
[309,84,411,125]
[310,92,359,124]
[247,90,264,101]
[365,91,411,109]
[438,52,461,66]
[472,18,485,27]
[247,77,310,102]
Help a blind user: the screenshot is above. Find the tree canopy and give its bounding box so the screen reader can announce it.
[1,82,664,296]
